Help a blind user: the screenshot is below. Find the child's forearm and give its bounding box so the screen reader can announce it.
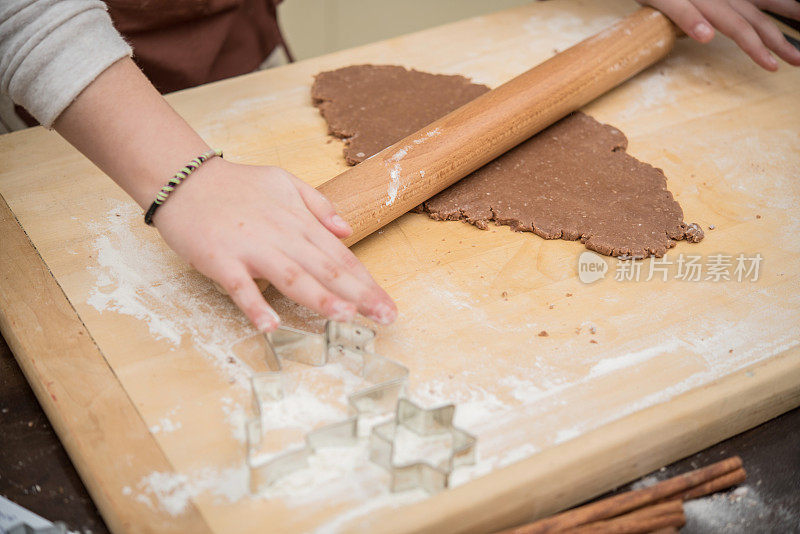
[54,57,210,208]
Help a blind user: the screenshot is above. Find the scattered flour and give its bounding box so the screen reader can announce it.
[698,131,800,212]
[631,474,661,490]
[554,427,581,444]
[496,442,539,469]
[220,397,248,444]
[386,161,403,206]
[681,484,797,531]
[391,426,454,468]
[85,137,797,531]
[588,338,684,378]
[523,13,619,51]
[137,471,193,516]
[385,145,407,206]
[258,381,347,433]
[384,128,442,206]
[390,147,408,162]
[135,440,427,529]
[149,406,184,434]
[149,417,182,434]
[413,128,441,144]
[313,486,428,534]
[498,375,546,404]
[137,466,249,516]
[411,378,508,429]
[86,201,259,389]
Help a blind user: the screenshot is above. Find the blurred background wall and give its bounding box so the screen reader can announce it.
[278,0,532,60]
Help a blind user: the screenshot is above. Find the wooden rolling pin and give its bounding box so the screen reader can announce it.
[317,7,677,246]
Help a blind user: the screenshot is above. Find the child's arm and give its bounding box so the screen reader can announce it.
[53,57,397,331]
[1,1,396,331]
[637,0,800,70]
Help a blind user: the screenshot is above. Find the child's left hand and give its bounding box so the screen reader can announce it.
[636,0,800,70]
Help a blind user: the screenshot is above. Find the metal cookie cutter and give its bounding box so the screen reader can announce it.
[369,398,477,494]
[245,321,409,492]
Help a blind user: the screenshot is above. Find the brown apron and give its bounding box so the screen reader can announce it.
[107,0,289,93]
[16,0,288,125]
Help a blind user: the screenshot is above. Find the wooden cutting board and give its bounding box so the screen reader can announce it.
[1,1,798,532]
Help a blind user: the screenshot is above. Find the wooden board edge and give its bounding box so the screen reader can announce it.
[0,195,211,534]
[367,344,800,533]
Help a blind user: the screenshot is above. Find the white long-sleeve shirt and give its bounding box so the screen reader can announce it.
[0,0,131,132]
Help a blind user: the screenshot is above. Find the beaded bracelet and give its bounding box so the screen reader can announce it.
[144,148,223,225]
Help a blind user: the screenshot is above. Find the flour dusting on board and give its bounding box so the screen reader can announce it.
[523,13,619,50]
[124,275,797,531]
[94,200,798,531]
[86,201,259,388]
[89,205,797,530]
[136,467,249,516]
[588,338,684,378]
[699,131,800,212]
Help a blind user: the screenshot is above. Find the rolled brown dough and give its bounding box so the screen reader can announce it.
[311,64,703,258]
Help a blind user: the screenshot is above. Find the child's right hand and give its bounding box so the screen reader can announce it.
[152,158,398,332]
[637,0,800,70]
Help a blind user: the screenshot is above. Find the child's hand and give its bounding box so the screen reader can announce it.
[152,158,397,332]
[53,58,398,333]
[637,0,800,70]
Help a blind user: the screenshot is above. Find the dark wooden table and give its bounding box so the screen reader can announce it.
[1,333,798,533]
[1,335,109,534]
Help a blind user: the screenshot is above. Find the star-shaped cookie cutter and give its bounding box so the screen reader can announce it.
[245,321,409,492]
[369,398,477,494]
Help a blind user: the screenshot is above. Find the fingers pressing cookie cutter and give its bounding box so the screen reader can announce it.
[369,398,477,494]
[245,321,409,492]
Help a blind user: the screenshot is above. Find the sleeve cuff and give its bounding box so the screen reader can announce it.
[6,3,132,128]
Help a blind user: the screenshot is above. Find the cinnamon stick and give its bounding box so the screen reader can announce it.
[569,501,685,534]
[498,456,743,534]
[671,467,746,501]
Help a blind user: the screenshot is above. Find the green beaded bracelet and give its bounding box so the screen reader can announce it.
[144,148,223,225]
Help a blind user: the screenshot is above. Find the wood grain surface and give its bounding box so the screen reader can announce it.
[0,0,798,532]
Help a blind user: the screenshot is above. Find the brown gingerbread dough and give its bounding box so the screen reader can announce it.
[311,65,702,258]
[312,64,489,165]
